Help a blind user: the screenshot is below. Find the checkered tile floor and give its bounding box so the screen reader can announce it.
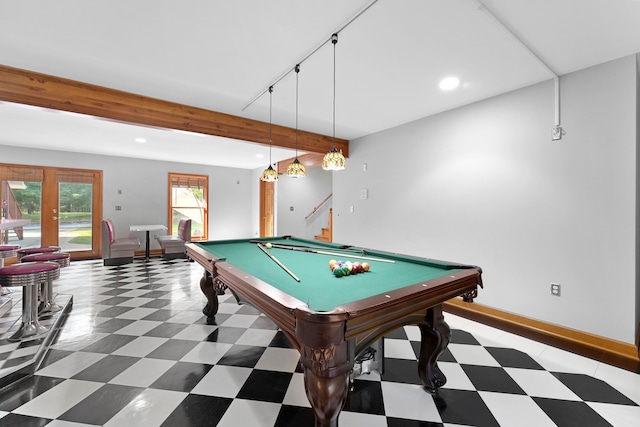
[1,258,639,426]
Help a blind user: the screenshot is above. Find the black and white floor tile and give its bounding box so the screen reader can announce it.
[0,258,639,426]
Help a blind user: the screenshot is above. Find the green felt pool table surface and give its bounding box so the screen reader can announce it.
[190,236,474,312]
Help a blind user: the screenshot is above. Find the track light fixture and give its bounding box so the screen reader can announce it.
[322,33,346,171]
[286,64,307,178]
[260,86,278,182]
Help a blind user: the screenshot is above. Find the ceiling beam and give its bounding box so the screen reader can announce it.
[0,64,349,157]
[277,153,325,174]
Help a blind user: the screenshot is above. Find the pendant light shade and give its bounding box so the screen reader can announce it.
[261,86,279,182]
[322,147,346,171]
[261,164,278,182]
[287,64,306,178]
[322,33,346,171]
[286,158,306,177]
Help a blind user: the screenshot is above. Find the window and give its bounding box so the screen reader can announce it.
[168,173,208,240]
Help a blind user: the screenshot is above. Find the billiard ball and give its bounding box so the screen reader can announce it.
[362,262,370,272]
[265,242,272,249]
[353,262,361,273]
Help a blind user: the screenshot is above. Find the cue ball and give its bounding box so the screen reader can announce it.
[265,243,272,248]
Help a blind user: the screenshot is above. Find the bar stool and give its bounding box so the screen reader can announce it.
[16,246,61,261]
[0,245,20,296]
[0,262,60,341]
[21,252,70,314]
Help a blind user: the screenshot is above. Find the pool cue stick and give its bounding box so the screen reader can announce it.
[311,249,395,263]
[249,240,360,254]
[256,243,300,282]
[264,242,395,264]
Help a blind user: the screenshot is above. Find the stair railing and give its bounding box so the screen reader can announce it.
[305,194,332,220]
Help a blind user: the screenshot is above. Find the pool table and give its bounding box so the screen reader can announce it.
[186,236,482,427]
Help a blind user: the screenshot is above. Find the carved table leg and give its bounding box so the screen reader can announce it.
[199,270,218,323]
[304,368,350,427]
[417,304,451,393]
[297,312,351,427]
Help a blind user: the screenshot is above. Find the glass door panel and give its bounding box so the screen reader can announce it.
[1,180,42,247]
[58,182,93,252]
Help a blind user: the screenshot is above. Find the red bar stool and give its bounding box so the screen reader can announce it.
[16,246,61,261]
[0,262,60,341]
[0,244,20,296]
[21,252,70,314]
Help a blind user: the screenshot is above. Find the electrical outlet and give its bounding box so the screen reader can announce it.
[550,283,561,296]
[552,125,563,141]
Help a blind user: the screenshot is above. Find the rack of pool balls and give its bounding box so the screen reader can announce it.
[329,259,370,277]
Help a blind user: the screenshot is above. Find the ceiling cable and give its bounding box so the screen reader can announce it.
[471,0,563,139]
[241,0,379,112]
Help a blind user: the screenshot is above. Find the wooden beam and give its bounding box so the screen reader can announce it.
[277,153,326,174]
[0,64,349,157]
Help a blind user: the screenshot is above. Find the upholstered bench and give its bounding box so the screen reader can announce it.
[0,262,60,341]
[102,219,140,266]
[156,219,191,260]
[21,252,71,314]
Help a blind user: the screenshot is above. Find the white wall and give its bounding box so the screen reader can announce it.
[0,146,254,247]
[333,55,638,344]
[276,165,333,239]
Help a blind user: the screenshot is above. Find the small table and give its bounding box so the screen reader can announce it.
[0,219,32,244]
[129,225,167,260]
[186,236,483,427]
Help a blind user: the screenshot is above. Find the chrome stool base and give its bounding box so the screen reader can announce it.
[0,262,60,342]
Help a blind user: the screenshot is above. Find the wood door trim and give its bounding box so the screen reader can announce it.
[259,179,274,237]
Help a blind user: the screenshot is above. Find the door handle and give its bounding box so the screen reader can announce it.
[52,216,58,221]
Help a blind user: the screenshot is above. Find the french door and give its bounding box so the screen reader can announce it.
[1,163,102,260]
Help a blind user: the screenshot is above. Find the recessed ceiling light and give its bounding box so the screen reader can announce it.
[135,137,147,143]
[439,77,460,91]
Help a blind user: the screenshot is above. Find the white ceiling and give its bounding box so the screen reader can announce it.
[1,0,640,169]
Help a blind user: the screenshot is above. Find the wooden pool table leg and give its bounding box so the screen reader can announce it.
[417,304,451,393]
[303,369,350,427]
[199,270,218,322]
[297,313,352,427]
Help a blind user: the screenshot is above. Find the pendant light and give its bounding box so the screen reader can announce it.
[260,86,279,182]
[322,33,346,171]
[286,64,306,177]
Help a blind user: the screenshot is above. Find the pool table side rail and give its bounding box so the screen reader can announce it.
[343,269,481,347]
[187,241,481,341]
[186,242,348,333]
